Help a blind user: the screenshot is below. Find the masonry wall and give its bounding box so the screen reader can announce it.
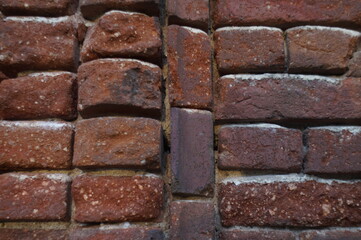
[0,0,361,239]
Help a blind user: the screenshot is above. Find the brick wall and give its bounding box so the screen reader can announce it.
[0,0,361,239]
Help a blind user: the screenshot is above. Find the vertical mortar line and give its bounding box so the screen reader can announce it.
[284,30,290,74]
[301,128,309,174]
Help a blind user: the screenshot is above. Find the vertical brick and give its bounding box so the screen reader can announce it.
[0,121,73,170]
[300,230,361,240]
[218,124,303,171]
[169,201,215,240]
[171,108,214,196]
[0,173,70,221]
[0,229,68,240]
[167,25,212,109]
[220,229,296,240]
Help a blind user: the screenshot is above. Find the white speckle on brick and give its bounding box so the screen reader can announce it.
[5,16,72,24]
[9,173,70,182]
[97,58,159,69]
[309,126,361,135]
[0,121,72,130]
[220,123,285,129]
[104,10,147,17]
[222,74,341,84]
[28,71,75,77]
[99,222,131,230]
[216,26,283,33]
[287,25,361,37]
[182,26,208,36]
[181,108,212,115]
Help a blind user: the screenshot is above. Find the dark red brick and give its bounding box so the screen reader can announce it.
[0,71,8,81]
[70,226,164,240]
[215,27,285,74]
[0,121,73,170]
[78,59,162,118]
[0,16,78,75]
[72,175,163,222]
[0,173,70,221]
[213,0,361,28]
[80,0,159,20]
[169,201,215,240]
[219,176,361,227]
[0,229,68,240]
[0,72,77,120]
[305,126,361,175]
[287,26,360,74]
[81,11,161,64]
[220,229,296,240]
[171,108,214,196]
[215,74,361,122]
[218,124,303,171]
[167,25,211,109]
[0,0,77,16]
[347,51,361,77]
[167,0,209,30]
[73,117,162,170]
[300,230,361,240]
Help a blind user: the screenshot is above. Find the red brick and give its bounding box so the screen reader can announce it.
[0,121,73,170]
[167,25,211,109]
[219,175,361,227]
[167,0,209,30]
[81,11,161,64]
[73,117,161,170]
[213,0,361,28]
[78,59,162,118]
[215,74,361,122]
[218,124,303,171]
[169,201,215,240]
[220,229,296,240]
[0,173,70,221]
[0,229,68,240]
[0,72,77,120]
[72,175,163,222]
[80,0,159,20]
[70,226,164,240]
[0,16,78,75]
[171,108,214,196]
[347,51,361,77]
[0,71,8,81]
[215,27,285,74]
[300,230,361,240]
[287,26,360,74]
[305,126,361,175]
[0,0,77,16]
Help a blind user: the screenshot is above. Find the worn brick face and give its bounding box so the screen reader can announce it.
[215,74,361,122]
[81,11,161,63]
[72,175,163,222]
[219,176,361,227]
[300,230,361,240]
[0,17,78,75]
[0,173,69,221]
[0,121,73,170]
[220,229,296,240]
[78,59,162,118]
[167,25,212,109]
[215,27,285,74]
[287,26,360,74]
[171,108,214,196]
[0,229,68,240]
[218,124,303,172]
[0,72,77,120]
[169,201,215,240]
[348,51,361,77]
[73,117,162,170]
[305,126,361,175]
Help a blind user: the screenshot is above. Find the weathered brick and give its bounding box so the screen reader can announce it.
[72,175,163,222]
[171,108,214,196]
[215,27,285,74]
[0,173,69,221]
[300,230,361,240]
[0,72,77,120]
[81,11,161,63]
[70,226,164,240]
[169,201,215,240]
[218,124,303,171]
[167,25,211,109]
[219,175,361,227]
[73,117,161,170]
[0,17,78,75]
[0,121,73,170]
[220,229,296,240]
[347,51,361,77]
[305,126,361,175]
[167,0,209,30]
[213,0,361,28]
[0,229,68,240]
[215,74,361,122]
[287,26,360,74]
[80,0,159,20]
[78,59,162,118]
[0,71,8,81]
[0,0,77,17]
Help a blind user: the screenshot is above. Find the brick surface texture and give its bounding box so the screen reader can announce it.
[1,0,361,238]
